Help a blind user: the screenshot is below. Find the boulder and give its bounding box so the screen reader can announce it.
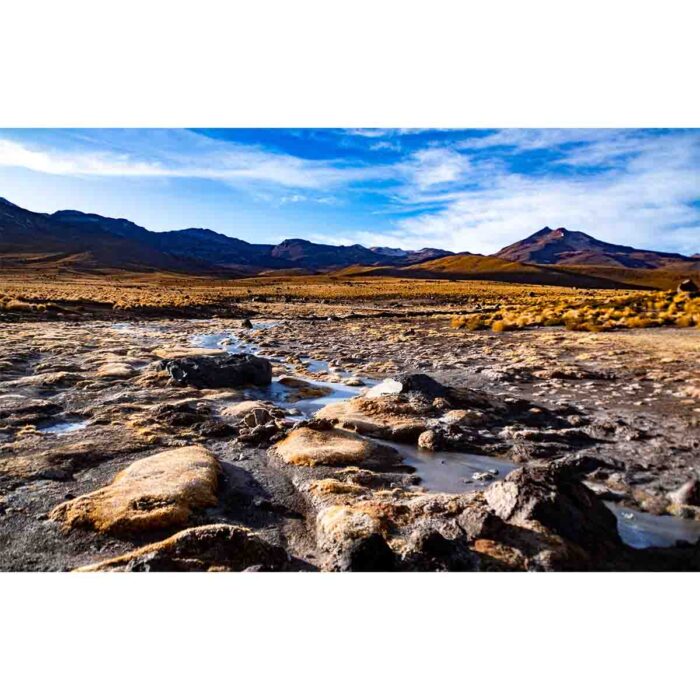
[160,353,272,388]
[315,396,427,441]
[677,278,699,295]
[272,426,402,469]
[76,524,289,572]
[669,479,700,507]
[366,373,448,400]
[49,446,220,535]
[315,504,397,571]
[484,463,622,555]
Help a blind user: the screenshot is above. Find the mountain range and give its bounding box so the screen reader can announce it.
[1,197,698,289]
[0,197,452,274]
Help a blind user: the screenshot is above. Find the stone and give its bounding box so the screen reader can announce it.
[315,504,396,571]
[316,397,427,442]
[272,427,402,469]
[221,400,272,418]
[49,446,220,535]
[484,464,622,555]
[669,479,700,507]
[161,353,272,388]
[76,524,289,572]
[417,429,440,450]
[95,363,135,378]
[152,346,225,360]
[677,278,699,295]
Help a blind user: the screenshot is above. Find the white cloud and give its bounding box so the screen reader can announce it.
[0,129,394,191]
[0,128,697,255]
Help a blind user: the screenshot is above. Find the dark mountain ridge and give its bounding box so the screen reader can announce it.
[2,197,697,289]
[1,198,453,274]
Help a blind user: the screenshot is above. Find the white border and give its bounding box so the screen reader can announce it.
[2,1,699,696]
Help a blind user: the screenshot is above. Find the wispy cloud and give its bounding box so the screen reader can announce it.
[0,127,697,254]
[0,129,394,190]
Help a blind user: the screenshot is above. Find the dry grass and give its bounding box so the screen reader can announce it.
[451,290,700,333]
[0,270,626,313]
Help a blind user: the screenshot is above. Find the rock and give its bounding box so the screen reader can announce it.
[366,378,403,397]
[161,353,272,388]
[669,479,700,507]
[76,524,289,572]
[95,363,135,379]
[243,408,274,427]
[417,429,440,450]
[402,528,478,571]
[49,446,220,535]
[272,427,402,469]
[152,346,225,360]
[277,375,332,399]
[472,471,495,482]
[365,373,447,401]
[5,371,82,388]
[221,400,272,418]
[484,464,622,555]
[316,504,396,571]
[241,318,253,329]
[677,278,699,295]
[316,397,427,442]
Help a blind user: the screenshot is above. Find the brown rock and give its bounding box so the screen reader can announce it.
[49,446,220,535]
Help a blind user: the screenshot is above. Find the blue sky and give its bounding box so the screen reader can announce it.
[0,128,698,254]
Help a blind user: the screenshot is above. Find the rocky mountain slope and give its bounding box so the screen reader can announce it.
[496,226,698,269]
[0,198,452,274]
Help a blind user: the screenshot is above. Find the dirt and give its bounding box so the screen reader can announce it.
[1,299,698,571]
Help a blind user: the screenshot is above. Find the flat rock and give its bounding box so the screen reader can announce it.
[272,426,402,469]
[96,362,136,378]
[76,524,288,572]
[152,346,225,360]
[49,445,220,535]
[316,397,426,441]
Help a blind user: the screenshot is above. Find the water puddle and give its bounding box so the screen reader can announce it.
[607,503,700,549]
[378,440,516,493]
[38,418,90,435]
[258,376,363,418]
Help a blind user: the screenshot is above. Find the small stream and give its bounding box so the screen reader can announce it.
[188,323,700,548]
[190,323,517,494]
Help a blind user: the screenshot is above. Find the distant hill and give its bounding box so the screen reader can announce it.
[0,197,452,275]
[496,226,697,269]
[2,196,697,290]
[348,253,644,289]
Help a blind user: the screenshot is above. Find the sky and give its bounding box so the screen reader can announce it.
[0,128,698,255]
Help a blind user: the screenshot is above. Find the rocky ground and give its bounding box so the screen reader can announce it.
[1,304,699,571]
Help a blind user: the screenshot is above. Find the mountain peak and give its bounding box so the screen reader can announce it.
[497,226,691,268]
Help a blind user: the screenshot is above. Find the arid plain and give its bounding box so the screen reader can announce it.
[1,270,699,571]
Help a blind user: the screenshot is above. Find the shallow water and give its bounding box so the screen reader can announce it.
[259,376,363,418]
[191,324,517,493]
[377,440,516,493]
[38,419,90,435]
[607,503,700,549]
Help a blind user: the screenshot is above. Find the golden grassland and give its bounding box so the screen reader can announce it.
[451,289,700,333]
[0,270,627,311]
[3,271,697,335]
